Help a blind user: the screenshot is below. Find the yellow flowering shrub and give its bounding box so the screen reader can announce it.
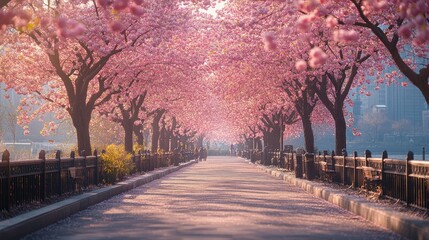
[100,144,134,184]
[133,143,144,153]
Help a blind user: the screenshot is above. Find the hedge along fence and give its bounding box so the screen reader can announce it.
[0,147,194,211]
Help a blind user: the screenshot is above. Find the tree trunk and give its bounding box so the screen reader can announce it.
[196,136,204,149]
[151,110,164,152]
[262,133,269,150]
[263,130,280,150]
[165,131,174,151]
[271,126,281,150]
[256,138,262,150]
[123,120,134,153]
[301,114,315,153]
[134,124,144,146]
[334,112,347,155]
[151,123,160,152]
[159,126,169,151]
[170,136,178,151]
[71,105,92,156]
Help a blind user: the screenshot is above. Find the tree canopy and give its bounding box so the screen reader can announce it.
[1,0,427,153]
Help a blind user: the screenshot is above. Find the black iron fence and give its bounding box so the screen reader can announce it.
[0,149,193,211]
[241,150,429,210]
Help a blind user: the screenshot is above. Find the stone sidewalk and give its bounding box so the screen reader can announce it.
[23,157,404,240]
[0,160,196,239]
[252,160,429,240]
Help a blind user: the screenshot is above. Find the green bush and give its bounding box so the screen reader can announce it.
[100,144,134,184]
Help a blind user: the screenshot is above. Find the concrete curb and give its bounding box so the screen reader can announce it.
[250,161,429,240]
[0,160,196,239]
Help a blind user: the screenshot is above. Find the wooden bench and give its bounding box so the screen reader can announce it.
[69,167,84,192]
[361,166,382,192]
[320,161,336,182]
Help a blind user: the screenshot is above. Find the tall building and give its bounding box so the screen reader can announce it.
[356,66,427,133]
[383,49,429,134]
[358,80,387,112]
[386,80,427,132]
[423,110,429,132]
[351,78,428,153]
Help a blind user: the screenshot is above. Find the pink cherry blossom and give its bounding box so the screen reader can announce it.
[97,0,112,8]
[296,15,312,32]
[352,128,361,136]
[295,60,307,72]
[308,47,327,68]
[110,21,123,32]
[129,4,145,16]
[398,23,413,39]
[325,15,338,28]
[333,29,359,43]
[113,0,129,11]
[297,0,320,13]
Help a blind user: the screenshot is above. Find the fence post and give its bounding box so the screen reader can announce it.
[142,151,146,171]
[342,148,347,185]
[331,150,336,179]
[139,150,144,172]
[381,150,387,198]
[3,150,11,211]
[137,151,142,170]
[364,150,371,166]
[101,150,106,182]
[70,151,75,192]
[291,153,294,171]
[294,152,303,178]
[39,150,46,202]
[81,150,87,188]
[323,150,327,163]
[70,151,75,166]
[353,151,357,188]
[132,151,136,174]
[304,152,315,180]
[156,153,159,169]
[149,150,152,170]
[94,150,98,185]
[56,150,62,196]
[406,151,413,207]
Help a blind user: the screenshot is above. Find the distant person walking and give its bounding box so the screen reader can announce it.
[194,148,199,162]
[198,147,207,161]
[202,148,207,161]
[230,144,235,156]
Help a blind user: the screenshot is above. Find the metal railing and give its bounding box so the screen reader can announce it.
[240,149,429,210]
[0,149,193,211]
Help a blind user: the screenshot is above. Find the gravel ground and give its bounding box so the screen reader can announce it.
[23,156,405,240]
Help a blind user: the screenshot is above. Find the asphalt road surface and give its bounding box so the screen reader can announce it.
[24,156,405,240]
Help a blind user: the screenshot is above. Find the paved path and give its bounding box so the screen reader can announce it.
[24,157,404,240]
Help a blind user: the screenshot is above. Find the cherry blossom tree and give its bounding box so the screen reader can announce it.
[1,0,194,155]
[298,0,429,103]
[208,1,323,153]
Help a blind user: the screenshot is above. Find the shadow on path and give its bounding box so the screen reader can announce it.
[24,157,404,240]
